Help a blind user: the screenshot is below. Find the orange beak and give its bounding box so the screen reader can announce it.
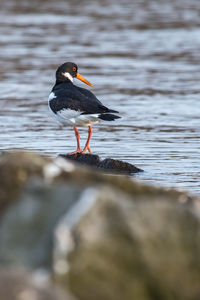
[76,73,93,87]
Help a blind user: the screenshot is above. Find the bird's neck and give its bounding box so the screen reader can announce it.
[56,72,74,84]
[55,78,73,85]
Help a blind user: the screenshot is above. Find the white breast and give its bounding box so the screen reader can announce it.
[56,109,81,125]
[48,92,56,102]
[56,109,100,126]
[48,92,100,126]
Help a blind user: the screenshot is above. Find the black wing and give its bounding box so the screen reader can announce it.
[50,82,119,115]
[76,86,119,115]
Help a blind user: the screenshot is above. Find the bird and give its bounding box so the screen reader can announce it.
[48,62,120,155]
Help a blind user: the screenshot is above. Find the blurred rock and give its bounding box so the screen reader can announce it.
[0,151,200,300]
[55,187,200,300]
[0,151,187,215]
[0,178,84,269]
[59,153,143,174]
[0,268,71,300]
[0,152,49,215]
[0,152,144,269]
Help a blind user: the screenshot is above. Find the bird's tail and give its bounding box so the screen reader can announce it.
[107,109,119,114]
[98,113,121,121]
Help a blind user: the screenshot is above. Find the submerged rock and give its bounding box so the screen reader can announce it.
[59,153,143,174]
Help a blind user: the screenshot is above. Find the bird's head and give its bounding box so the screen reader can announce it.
[55,62,93,87]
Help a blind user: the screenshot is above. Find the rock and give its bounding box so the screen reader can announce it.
[0,268,71,300]
[0,152,145,269]
[59,153,143,174]
[0,151,200,300]
[0,178,84,269]
[99,157,141,173]
[60,153,100,167]
[54,187,200,300]
[0,152,50,215]
[0,151,186,216]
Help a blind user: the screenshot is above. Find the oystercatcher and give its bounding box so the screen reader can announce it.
[48,62,120,154]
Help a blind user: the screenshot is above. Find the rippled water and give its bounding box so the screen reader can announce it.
[1,0,200,194]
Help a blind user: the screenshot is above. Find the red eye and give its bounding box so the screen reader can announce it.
[72,67,76,71]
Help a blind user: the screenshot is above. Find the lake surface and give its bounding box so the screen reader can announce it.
[0,0,200,195]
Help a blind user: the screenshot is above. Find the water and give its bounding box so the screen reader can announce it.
[1,0,200,195]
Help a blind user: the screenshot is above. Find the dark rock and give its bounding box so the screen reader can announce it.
[99,158,142,173]
[60,153,100,167]
[59,153,143,174]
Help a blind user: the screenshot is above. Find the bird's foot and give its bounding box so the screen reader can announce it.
[67,148,82,156]
[81,146,92,154]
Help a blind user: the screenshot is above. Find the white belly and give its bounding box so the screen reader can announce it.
[48,92,100,126]
[56,109,100,126]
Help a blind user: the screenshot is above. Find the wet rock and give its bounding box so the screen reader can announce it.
[54,187,200,300]
[98,157,142,173]
[60,153,100,167]
[0,268,72,300]
[59,153,143,174]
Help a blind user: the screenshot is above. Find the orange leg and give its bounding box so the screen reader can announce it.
[67,126,82,155]
[81,125,92,154]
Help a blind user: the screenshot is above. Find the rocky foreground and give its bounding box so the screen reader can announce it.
[0,151,200,300]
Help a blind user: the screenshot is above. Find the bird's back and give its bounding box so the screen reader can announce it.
[50,82,118,115]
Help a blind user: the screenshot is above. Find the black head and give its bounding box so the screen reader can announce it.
[55,62,93,87]
[56,62,78,82]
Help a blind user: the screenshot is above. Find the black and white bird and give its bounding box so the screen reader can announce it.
[48,62,120,154]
